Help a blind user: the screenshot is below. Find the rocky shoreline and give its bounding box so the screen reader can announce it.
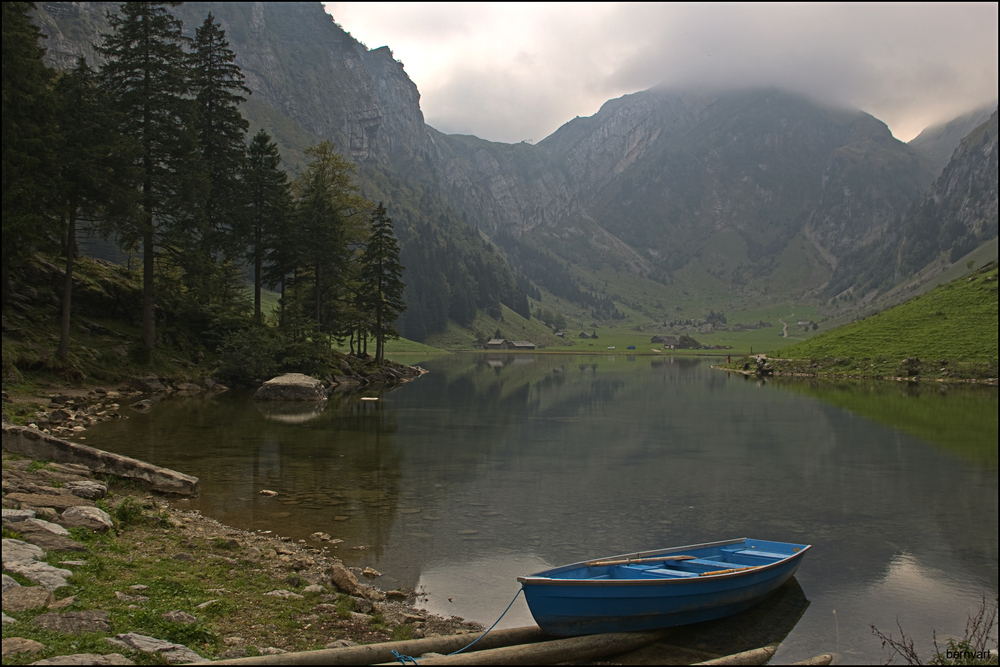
[2,423,481,665]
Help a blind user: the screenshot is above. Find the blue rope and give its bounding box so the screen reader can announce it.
[392,649,418,665]
[448,587,524,656]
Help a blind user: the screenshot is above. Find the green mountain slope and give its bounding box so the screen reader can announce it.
[772,262,998,380]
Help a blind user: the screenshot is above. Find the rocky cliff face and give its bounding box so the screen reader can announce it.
[930,109,999,242]
[826,109,998,300]
[909,103,997,178]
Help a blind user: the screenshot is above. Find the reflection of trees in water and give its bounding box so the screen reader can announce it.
[772,378,998,590]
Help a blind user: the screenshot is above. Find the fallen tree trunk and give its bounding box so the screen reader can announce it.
[380,629,671,665]
[207,626,548,666]
[694,643,779,665]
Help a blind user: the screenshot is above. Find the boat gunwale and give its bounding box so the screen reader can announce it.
[516,538,810,587]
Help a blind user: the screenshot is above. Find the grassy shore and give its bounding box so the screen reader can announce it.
[718,262,999,383]
[2,452,480,665]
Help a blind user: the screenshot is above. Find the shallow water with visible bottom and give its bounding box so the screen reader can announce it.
[79,354,998,663]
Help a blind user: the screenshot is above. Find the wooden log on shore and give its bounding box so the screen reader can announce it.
[207,626,548,665]
[693,643,779,665]
[791,654,834,665]
[379,629,671,665]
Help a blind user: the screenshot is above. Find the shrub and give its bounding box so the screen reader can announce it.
[217,325,281,385]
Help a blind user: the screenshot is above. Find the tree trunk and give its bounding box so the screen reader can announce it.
[254,224,262,324]
[142,226,155,351]
[314,262,321,327]
[57,208,77,360]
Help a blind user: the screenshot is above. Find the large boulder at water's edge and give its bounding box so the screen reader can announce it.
[253,374,328,402]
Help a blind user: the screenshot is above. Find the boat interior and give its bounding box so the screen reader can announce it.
[545,539,807,581]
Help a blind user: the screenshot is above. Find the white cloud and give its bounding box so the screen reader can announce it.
[325,2,998,143]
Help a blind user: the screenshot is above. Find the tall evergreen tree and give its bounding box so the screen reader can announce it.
[51,58,139,359]
[244,129,290,324]
[186,13,250,303]
[2,1,56,310]
[292,141,369,333]
[358,203,405,364]
[99,1,202,351]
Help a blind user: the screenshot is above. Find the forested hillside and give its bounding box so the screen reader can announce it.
[29,1,529,343]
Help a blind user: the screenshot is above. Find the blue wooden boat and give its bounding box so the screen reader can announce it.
[517,537,810,636]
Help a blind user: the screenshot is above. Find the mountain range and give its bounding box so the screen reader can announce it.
[32,1,999,340]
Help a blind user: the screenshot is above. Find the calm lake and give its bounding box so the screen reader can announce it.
[80,354,998,663]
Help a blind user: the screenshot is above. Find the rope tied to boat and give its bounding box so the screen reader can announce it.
[391,649,418,665]
[448,587,524,656]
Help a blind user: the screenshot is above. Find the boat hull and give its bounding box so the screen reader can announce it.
[518,538,809,636]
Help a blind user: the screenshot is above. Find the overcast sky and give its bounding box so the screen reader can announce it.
[324,3,997,144]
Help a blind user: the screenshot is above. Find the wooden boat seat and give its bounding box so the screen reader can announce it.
[617,565,697,579]
[725,549,788,560]
[644,567,698,578]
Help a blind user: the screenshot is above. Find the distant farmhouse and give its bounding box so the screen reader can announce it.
[485,338,536,350]
[651,335,679,348]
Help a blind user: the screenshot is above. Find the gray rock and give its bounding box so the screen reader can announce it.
[114,591,148,603]
[63,481,108,500]
[2,574,21,593]
[47,409,72,423]
[4,491,94,511]
[2,637,45,657]
[253,373,327,402]
[1,586,54,612]
[161,610,198,624]
[20,518,70,536]
[326,562,360,595]
[129,377,166,393]
[174,383,201,394]
[1,538,45,564]
[60,506,113,533]
[302,584,326,594]
[129,399,154,411]
[4,561,74,591]
[32,610,111,634]
[2,509,36,524]
[263,589,303,599]
[256,648,287,655]
[30,653,135,665]
[11,525,87,553]
[104,633,209,663]
[171,553,194,562]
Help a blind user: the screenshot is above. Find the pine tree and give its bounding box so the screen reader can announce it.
[186,13,251,304]
[99,1,201,351]
[2,2,56,310]
[291,141,369,333]
[244,129,290,324]
[51,58,139,359]
[358,202,406,364]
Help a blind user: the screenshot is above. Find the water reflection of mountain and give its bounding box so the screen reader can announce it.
[382,355,997,613]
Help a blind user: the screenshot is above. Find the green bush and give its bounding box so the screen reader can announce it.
[217,325,281,385]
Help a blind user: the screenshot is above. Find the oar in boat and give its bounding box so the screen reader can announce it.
[698,566,755,576]
[585,555,697,566]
